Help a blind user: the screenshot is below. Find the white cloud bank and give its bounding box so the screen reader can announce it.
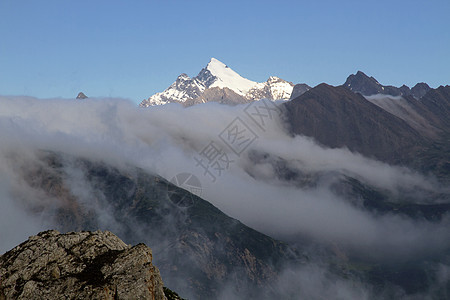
[0,95,448,262]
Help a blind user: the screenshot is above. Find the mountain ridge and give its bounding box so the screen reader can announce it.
[343,70,431,98]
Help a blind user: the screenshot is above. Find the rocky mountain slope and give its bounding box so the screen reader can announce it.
[420,85,450,129]
[10,150,449,299]
[363,93,444,138]
[140,58,296,107]
[8,145,450,299]
[0,230,167,300]
[8,150,303,299]
[285,83,428,165]
[343,72,449,145]
[285,82,450,183]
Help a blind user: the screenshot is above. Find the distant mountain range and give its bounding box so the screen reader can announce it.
[140,58,442,109]
[140,58,300,107]
[139,59,449,178]
[285,83,428,165]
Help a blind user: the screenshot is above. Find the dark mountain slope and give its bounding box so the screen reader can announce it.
[363,94,444,138]
[13,150,303,300]
[284,83,428,165]
[420,85,450,129]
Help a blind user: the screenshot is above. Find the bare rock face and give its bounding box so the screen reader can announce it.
[0,230,167,300]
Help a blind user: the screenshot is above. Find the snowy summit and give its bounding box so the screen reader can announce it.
[140,58,295,107]
[204,58,257,95]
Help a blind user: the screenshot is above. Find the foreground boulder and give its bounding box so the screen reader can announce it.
[0,230,167,300]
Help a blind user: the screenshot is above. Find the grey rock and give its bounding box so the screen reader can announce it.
[0,230,167,300]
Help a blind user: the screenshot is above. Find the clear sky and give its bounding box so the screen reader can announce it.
[1,0,449,104]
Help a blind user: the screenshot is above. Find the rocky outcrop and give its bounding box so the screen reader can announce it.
[0,230,167,300]
[76,92,88,99]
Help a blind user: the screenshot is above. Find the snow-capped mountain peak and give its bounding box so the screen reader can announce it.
[140,58,296,107]
[204,58,257,95]
[206,57,227,70]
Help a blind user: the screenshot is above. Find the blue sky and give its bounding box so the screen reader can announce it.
[1,0,449,104]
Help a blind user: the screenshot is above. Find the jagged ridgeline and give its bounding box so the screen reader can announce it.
[4,150,304,299]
